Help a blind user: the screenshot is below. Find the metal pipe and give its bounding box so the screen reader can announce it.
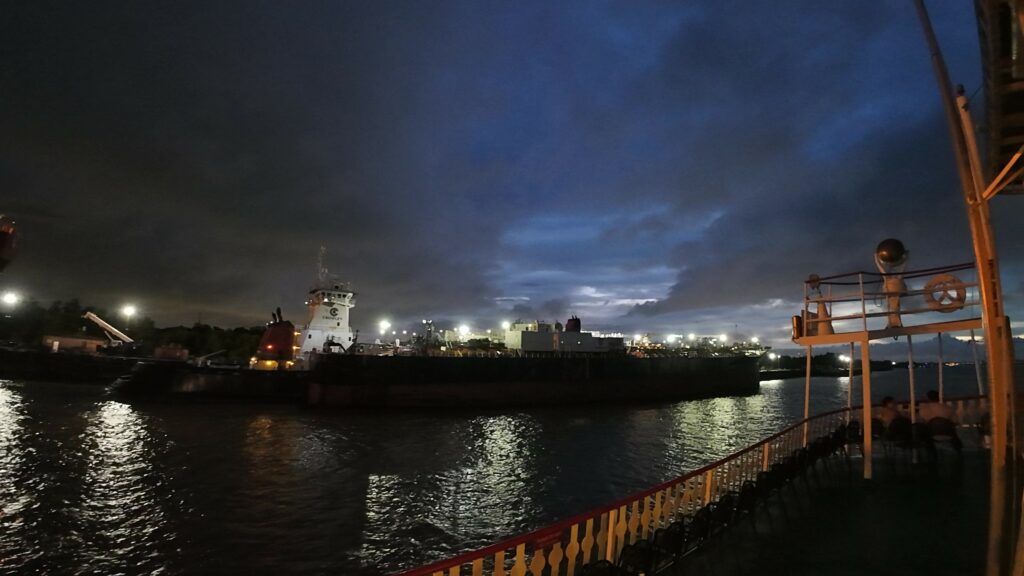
[848,341,855,418]
[938,332,945,402]
[859,273,868,332]
[861,338,873,481]
[804,346,812,446]
[913,3,1015,572]
[908,334,917,425]
[971,329,984,395]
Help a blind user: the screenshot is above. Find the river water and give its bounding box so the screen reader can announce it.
[0,367,985,575]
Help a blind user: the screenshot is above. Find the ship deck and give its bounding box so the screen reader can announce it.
[670,438,989,576]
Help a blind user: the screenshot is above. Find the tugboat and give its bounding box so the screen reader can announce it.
[115,248,763,406]
[250,247,358,371]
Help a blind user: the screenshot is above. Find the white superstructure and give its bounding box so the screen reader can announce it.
[296,248,356,360]
[504,319,624,353]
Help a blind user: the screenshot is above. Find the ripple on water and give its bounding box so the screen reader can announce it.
[0,367,990,574]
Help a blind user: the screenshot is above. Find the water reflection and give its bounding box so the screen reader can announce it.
[0,367,993,574]
[0,383,31,570]
[0,385,27,517]
[359,414,543,569]
[78,400,179,573]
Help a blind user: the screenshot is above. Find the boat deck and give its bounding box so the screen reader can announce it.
[670,438,988,576]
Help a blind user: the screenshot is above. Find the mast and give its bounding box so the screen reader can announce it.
[913,2,1018,573]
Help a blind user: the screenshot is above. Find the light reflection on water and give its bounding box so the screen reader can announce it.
[0,384,31,569]
[76,400,183,575]
[0,367,987,574]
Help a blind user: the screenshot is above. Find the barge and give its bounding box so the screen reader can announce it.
[113,252,762,406]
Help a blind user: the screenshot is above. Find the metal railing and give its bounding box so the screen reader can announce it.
[798,262,980,337]
[397,396,988,576]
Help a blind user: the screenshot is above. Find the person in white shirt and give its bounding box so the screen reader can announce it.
[919,390,955,422]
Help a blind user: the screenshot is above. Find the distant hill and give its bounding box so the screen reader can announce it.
[773,335,1024,363]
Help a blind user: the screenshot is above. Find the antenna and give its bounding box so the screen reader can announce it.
[317,245,328,286]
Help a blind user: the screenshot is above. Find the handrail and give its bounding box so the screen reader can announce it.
[797,262,981,338]
[807,262,975,284]
[395,395,987,576]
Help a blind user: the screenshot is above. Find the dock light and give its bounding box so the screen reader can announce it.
[486,329,492,334]
[402,330,407,335]
[1,291,20,306]
[719,334,728,343]
[501,320,511,330]
[633,334,642,341]
[458,324,470,337]
[121,304,137,318]
[839,354,851,363]
[666,334,677,344]
[768,352,778,361]
[751,336,759,344]
[378,319,391,335]
[687,333,696,341]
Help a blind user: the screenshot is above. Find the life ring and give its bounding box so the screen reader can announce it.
[923,274,967,312]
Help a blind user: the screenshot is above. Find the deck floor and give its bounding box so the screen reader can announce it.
[670,439,990,576]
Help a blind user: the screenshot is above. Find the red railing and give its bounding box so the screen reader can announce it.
[396,395,988,576]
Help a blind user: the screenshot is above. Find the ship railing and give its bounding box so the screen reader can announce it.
[396,395,988,576]
[795,262,980,339]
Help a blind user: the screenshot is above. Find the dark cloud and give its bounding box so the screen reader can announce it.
[2,1,1021,345]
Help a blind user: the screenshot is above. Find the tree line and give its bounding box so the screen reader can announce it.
[0,299,263,362]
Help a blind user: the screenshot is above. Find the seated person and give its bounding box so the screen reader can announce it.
[919,390,962,454]
[919,390,955,422]
[877,396,902,427]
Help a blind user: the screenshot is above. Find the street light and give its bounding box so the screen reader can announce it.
[501,320,511,330]
[121,304,137,319]
[719,333,728,344]
[1,291,20,306]
[687,333,696,341]
[378,319,391,336]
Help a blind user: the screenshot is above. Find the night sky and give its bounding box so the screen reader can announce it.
[4,1,1023,345]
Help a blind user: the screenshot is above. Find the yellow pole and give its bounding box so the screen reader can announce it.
[913,3,1016,572]
[971,329,985,396]
[861,338,873,481]
[848,342,855,420]
[957,90,1015,576]
[804,346,812,446]
[908,335,917,425]
[938,332,945,403]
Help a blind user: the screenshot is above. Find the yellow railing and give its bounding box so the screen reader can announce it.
[396,395,988,576]
[797,262,980,337]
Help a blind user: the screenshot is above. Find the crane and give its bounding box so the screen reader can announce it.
[82,312,134,346]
